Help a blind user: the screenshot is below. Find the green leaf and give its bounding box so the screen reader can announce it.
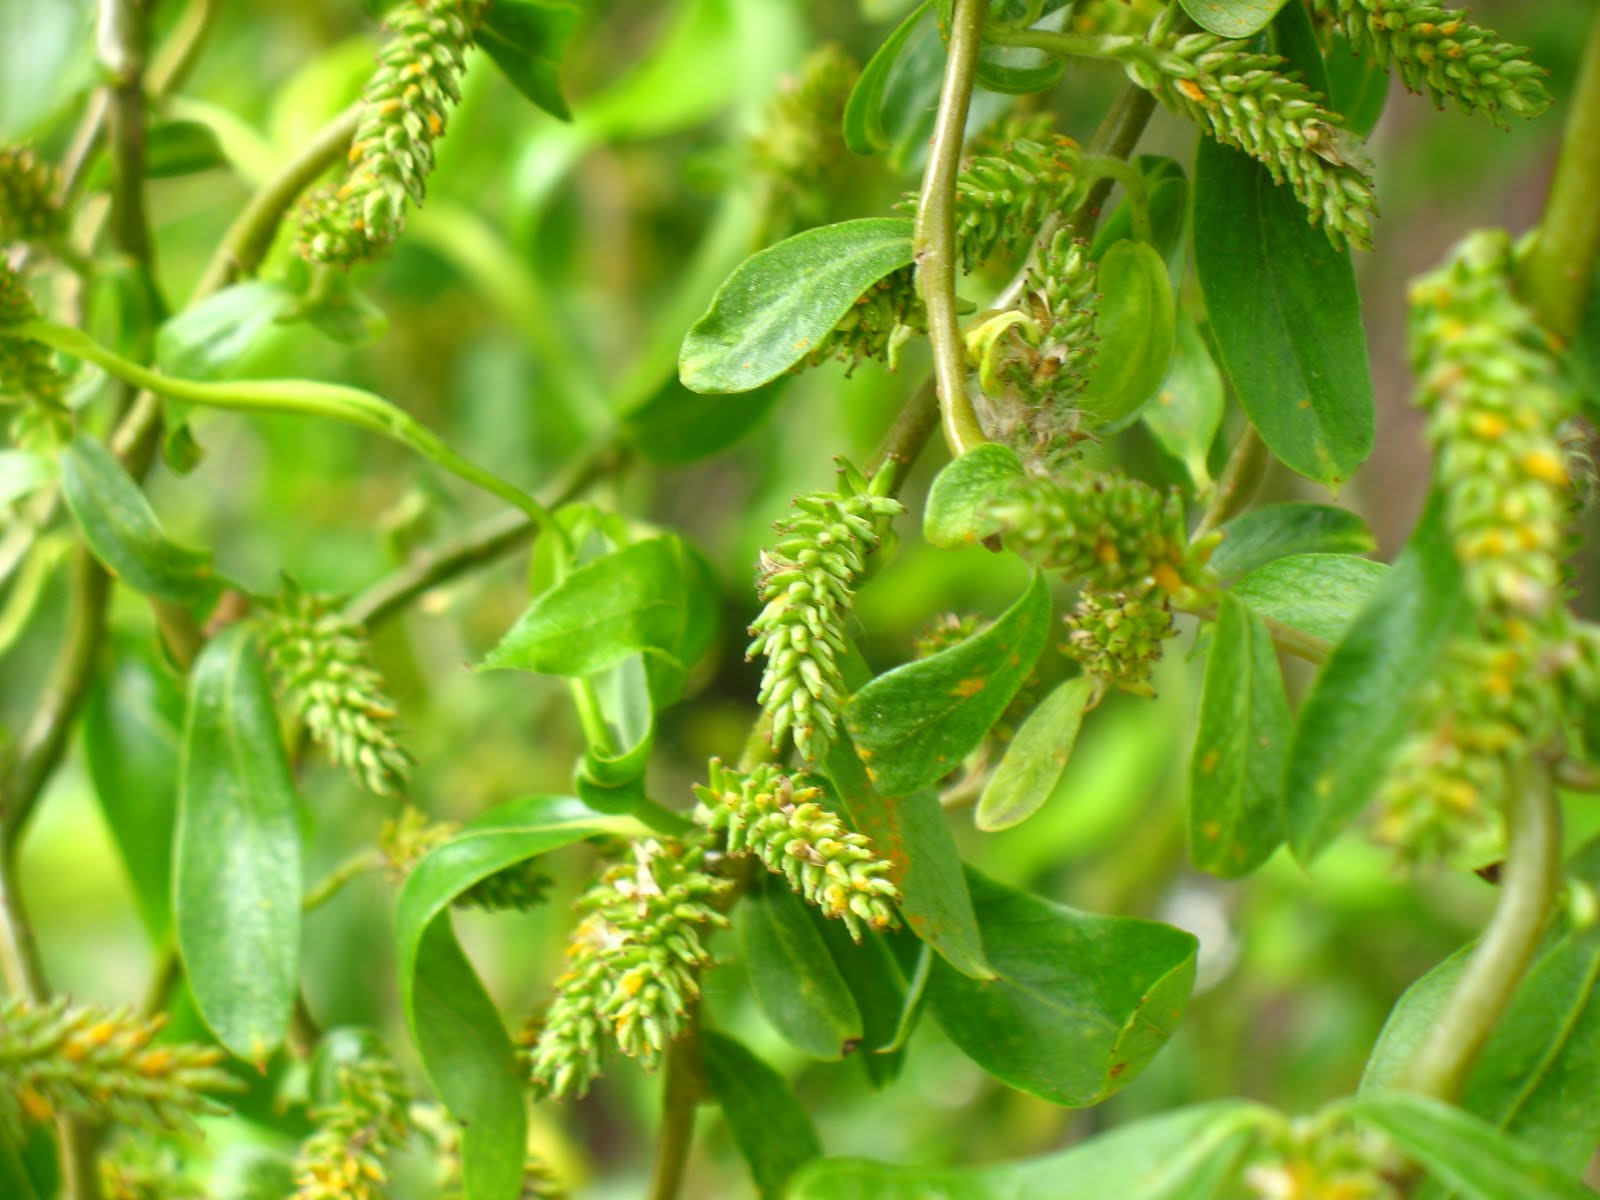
[1193,139,1373,486]
[974,4,1067,95]
[155,281,295,380]
[976,675,1094,832]
[846,571,1052,796]
[740,875,864,1060]
[620,374,786,463]
[1078,239,1176,429]
[1090,156,1191,269]
[1143,311,1224,491]
[1337,1092,1595,1200]
[1285,499,1468,861]
[1325,30,1389,137]
[1188,596,1291,878]
[83,643,184,940]
[923,442,1026,549]
[789,1101,1272,1199]
[842,2,932,154]
[1210,502,1376,581]
[679,217,915,393]
[395,795,636,1200]
[700,1031,822,1196]
[927,869,1197,1106]
[1179,0,1290,37]
[0,448,53,509]
[1231,553,1389,644]
[810,913,908,1087]
[293,270,389,347]
[479,536,687,677]
[59,437,217,606]
[476,0,580,120]
[823,733,993,980]
[174,626,301,1062]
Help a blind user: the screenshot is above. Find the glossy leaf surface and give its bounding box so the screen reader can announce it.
[1078,239,1176,428]
[976,675,1094,832]
[842,1,931,154]
[1210,502,1376,581]
[1143,311,1224,491]
[740,875,864,1060]
[477,0,580,120]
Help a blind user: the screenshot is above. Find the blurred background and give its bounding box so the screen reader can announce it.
[2,0,1596,1194]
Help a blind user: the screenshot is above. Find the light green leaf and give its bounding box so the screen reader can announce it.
[175,626,301,1061]
[1188,596,1290,878]
[1286,499,1468,861]
[1142,311,1224,491]
[476,0,580,121]
[1337,1092,1595,1200]
[1232,553,1389,644]
[1193,140,1373,485]
[927,869,1197,1106]
[1091,156,1191,269]
[1179,0,1290,37]
[155,281,295,380]
[701,1030,822,1197]
[1210,502,1376,581]
[1078,239,1176,429]
[479,536,687,677]
[0,449,54,510]
[740,875,865,1060]
[976,675,1094,832]
[59,437,217,606]
[395,795,637,1200]
[842,2,932,154]
[923,442,1027,549]
[846,571,1052,796]
[679,218,915,393]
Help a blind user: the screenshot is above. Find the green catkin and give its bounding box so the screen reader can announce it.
[99,1139,206,1200]
[749,45,859,242]
[261,589,413,797]
[525,839,731,1101]
[297,0,486,265]
[1127,29,1377,248]
[807,266,924,374]
[1377,231,1575,865]
[0,999,235,1133]
[380,805,551,910]
[0,144,64,243]
[1310,0,1551,124]
[1244,1116,1401,1200]
[747,460,903,760]
[0,262,68,413]
[693,760,899,940]
[1063,589,1176,698]
[949,119,1084,272]
[292,1044,411,1200]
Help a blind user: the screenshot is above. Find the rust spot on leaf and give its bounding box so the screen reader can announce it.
[952,677,986,698]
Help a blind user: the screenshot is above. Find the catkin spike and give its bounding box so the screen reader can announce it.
[261,587,414,797]
[524,839,732,1100]
[292,1038,412,1200]
[749,44,859,242]
[1063,589,1176,698]
[0,143,65,244]
[0,998,236,1133]
[1311,0,1551,124]
[297,0,486,265]
[747,459,903,760]
[0,261,70,443]
[693,760,899,939]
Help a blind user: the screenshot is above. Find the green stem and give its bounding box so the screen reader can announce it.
[983,24,1152,65]
[914,0,988,457]
[12,320,556,534]
[1519,10,1600,341]
[1195,426,1268,537]
[1067,85,1158,242]
[1400,762,1562,1102]
[1080,154,1153,244]
[646,1020,703,1200]
[302,850,386,912]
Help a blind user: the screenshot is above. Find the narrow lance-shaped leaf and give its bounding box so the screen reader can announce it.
[475,0,580,121]
[1142,310,1223,491]
[1188,595,1291,878]
[842,2,932,154]
[174,626,301,1062]
[1077,239,1176,429]
[701,1031,823,1197]
[679,218,914,393]
[976,675,1094,833]
[739,875,864,1060]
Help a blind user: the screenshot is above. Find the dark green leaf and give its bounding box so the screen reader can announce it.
[1188,596,1290,878]
[295,271,388,347]
[1179,0,1290,37]
[843,2,931,154]
[923,442,1026,549]
[679,218,915,393]
[175,626,301,1061]
[823,733,993,980]
[1193,139,1373,485]
[810,913,908,1086]
[395,795,636,1200]
[620,374,786,463]
[479,537,687,677]
[1078,239,1176,429]
[789,1101,1272,1199]
[59,437,217,606]
[740,875,864,1060]
[1210,502,1376,581]
[1285,499,1468,861]
[927,869,1197,1105]
[155,281,295,380]
[1231,553,1388,644]
[476,0,580,120]
[83,643,184,939]
[1143,310,1224,490]
[846,571,1051,796]
[976,675,1094,832]
[1337,1092,1595,1200]
[1326,30,1389,137]
[701,1030,822,1196]
[85,119,226,187]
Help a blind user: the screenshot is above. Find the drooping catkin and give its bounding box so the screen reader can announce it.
[0,143,64,244]
[291,1040,412,1200]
